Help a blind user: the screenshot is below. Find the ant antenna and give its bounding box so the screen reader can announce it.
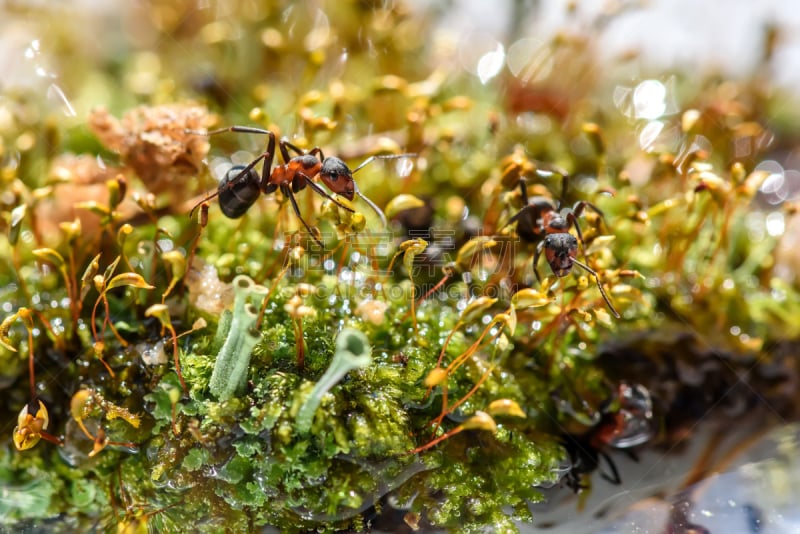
[351,153,417,228]
[571,257,620,318]
[353,182,387,228]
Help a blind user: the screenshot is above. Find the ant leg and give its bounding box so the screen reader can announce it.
[569,201,606,248]
[564,210,587,249]
[185,125,278,196]
[282,140,326,162]
[280,184,324,249]
[571,200,605,219]
[571,257,621,318]
[259,133,277,189]
[566,202,607,263]
[559,173,570,206]
[518,176,531,206]
[306,147,325,160]
[278,141,335,169]
[622,449,639,462]
[278,138,301,163]
[185,125,274,137]
[597,450,622,485]
[532,241,544,283]
[500,204,538,233]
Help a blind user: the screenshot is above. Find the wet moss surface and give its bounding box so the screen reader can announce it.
[1,1,800,532]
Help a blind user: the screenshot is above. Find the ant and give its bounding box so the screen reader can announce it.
[189,126,406,247]
[501,172,620,318]
[560,382,653,492]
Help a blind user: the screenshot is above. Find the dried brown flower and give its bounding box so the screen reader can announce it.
[88,104,213,199]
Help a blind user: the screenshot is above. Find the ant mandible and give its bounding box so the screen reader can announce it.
[502,172,621,318]
[188,126,401,247]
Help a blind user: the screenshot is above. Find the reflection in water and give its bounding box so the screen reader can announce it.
[530,423,800,533]
[599,424,800,533]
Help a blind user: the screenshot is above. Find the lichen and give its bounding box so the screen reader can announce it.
[295,327,372,434]
[208,275,266,401]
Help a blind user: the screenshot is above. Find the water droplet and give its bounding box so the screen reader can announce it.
[759,161,788,205]
[157,238,175,252]
[633,80,667,119]
[766,211,785,236]
[476,43,505,84]
[722,278,735,290]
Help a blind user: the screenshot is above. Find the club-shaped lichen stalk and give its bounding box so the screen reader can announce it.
[295,328,372,434]
[208,275,268,401]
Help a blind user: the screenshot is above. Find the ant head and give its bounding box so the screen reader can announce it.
[542,233,578,277]
[320,157,355,200]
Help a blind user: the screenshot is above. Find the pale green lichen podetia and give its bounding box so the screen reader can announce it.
[295,328,373,434]
[208,275,268,401]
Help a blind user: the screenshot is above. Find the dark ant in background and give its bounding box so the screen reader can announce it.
[560,382,654,492]
[188,126,410,247]
[501,171,621,318]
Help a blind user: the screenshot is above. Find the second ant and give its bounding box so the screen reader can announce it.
[500,169,621,318]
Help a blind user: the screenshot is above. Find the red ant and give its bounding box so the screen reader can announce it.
[188,126,406,247]
[560,382,653,492]
[502,173,620,318]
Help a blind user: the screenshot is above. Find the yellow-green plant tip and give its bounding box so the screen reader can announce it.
[384,194,426,219]
[32,248,66,269]
[487,399,526,418]
[460,411,497,433]
[107,273,155,291]
[511,288,551,309]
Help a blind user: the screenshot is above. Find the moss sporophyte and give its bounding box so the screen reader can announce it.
[2,3,800,532]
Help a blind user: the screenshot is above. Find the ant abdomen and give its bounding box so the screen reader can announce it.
[512,196,555,243]
[218,165,261,218]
